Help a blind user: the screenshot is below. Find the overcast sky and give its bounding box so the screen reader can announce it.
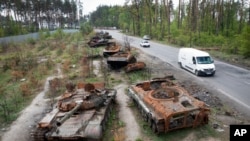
[81,0,126,15]
[81,0,179,16]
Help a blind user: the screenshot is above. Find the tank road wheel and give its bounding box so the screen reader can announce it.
[32,128,48,141]
[132,99,137,106]
[143,113,148,122]
[148,118,152,128]
[103,102,113,131]
[102,118,107,131]
[141,110,148,122]
[152,122,159,134]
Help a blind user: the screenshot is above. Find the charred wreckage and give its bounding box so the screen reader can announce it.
[127,76,210,134]
[32,82,117,141]
[31,31,211,141]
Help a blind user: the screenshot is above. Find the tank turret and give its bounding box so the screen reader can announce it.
[32,82,116,141]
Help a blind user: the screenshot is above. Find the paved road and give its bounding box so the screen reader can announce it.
[106,29,250,113]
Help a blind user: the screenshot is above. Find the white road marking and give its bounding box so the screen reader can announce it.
[244,81,250,85]
[217,88,250,110]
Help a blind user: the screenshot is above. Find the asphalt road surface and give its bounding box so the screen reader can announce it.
[106,29,250,115]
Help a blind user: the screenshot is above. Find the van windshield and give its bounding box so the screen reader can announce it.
[196,56,213,64]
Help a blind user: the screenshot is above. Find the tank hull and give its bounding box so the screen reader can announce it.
[107,52,136,69]
[32,82,117,141]
[127,77,210,134]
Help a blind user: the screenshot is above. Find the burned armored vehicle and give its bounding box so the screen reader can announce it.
[96,30,112,39]
[32,82,117,141]
[124,61,146,73]
[87,36,109,47]
[103,43,121,57]
[127,77,210,134]
[107,51,137,69]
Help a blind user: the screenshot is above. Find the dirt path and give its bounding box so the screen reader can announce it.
[1,67,62,141]
[1,63,144,141]
[115,84,142,141]
[2,47,250,141]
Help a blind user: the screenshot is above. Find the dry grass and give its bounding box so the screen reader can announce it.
[113,127,126,141]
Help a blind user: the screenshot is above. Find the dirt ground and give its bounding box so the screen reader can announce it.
[1,47,250,141]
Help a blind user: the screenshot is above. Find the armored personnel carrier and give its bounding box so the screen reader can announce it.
[32,82,117,141]
[127,77,210,134]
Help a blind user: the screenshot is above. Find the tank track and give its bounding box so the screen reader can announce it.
[31,128,48,141]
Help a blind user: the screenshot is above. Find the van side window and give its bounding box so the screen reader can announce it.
[192,57,196,64]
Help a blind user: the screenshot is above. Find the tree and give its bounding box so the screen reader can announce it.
[239,25,250,57]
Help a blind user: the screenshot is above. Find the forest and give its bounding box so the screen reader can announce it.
[90,0,250,58]
[0,0,79,35]
[0,0,250,57]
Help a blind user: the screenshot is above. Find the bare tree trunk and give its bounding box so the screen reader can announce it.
[215,0,219,35]
[191,0,198,32]
[249,1,250,25]
[238,0,244,34]
[178,0,181,29]
[163,0,170,40]
[155,0,158,24]
[146,0,152,36]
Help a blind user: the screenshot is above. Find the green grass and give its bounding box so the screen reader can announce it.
[0,31,90,127]
[0,70,11,84]
[126,69,151,84]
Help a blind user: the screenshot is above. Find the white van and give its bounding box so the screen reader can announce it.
[178,48,216,76]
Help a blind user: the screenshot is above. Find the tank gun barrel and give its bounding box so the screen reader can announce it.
[57,101,82,126]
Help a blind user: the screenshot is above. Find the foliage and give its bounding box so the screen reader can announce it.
[0,0,79,36]
[0,30,82,125]
[51,29,65,40]
[80,22,93,35]
[0,27,4,37]
[90,5,122,28]
[26,38,36,45]
[39,29,51,40]
[127,69,151,84]
[239,26,250,58]
[88,0,250,59]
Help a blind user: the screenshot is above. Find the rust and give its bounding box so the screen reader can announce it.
[125,61,146,73]
[103,43,121,57]
[128,76,210,134]
[32,82,117,141]
[87,36,110,47]
[107,51,137,69]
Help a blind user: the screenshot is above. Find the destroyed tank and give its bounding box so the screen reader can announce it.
[127,76,210,134]
[103,43,121,57]
[107,51,136,69]
[124,61,146,73]
[32,82,117,141]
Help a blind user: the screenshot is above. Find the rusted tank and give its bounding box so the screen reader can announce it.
[87,37,109,47]
[127,77,210,134]
[32,82,117,141]
[103,43,121,57]
[124,61,146,73]
[107,51,137,69]
[96,31,112,39]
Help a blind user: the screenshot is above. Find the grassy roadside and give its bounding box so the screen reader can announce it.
[0,30,249,141]
[0,30,99,128]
